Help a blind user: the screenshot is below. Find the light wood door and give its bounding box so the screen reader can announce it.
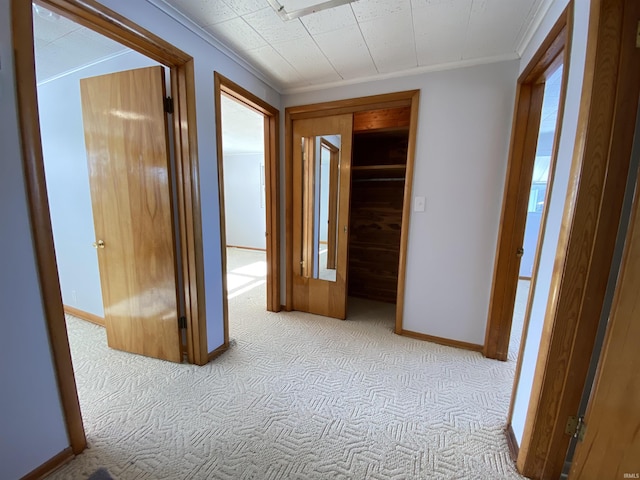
[80,66,182,363]
[568,167,640,479]
[292,114,353,319]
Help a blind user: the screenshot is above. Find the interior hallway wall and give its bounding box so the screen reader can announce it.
[285,59,519,345]
[0,1,69,477]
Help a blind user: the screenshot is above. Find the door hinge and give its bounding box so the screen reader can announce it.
[636,21,640,48]
[178,315,187,329]
[164,96,174,114]
[565,415,586,441]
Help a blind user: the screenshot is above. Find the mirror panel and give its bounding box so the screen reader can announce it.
[300,134,341,282]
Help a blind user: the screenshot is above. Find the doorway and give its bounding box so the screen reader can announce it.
[12,0,205,456]
[285,91,419,329]
[214,73,280,348]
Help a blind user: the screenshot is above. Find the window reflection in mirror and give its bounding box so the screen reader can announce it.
[300,134,341,282]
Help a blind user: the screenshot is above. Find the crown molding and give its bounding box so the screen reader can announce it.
[144,0,284,93]
[281,53,521,96]
[516,0,557,57]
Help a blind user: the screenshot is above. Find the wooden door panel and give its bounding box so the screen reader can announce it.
[80,66,181,362]
[292,114,353,319]
[568,172,640,478]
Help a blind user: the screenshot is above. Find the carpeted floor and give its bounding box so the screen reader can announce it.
[46,249,529,480]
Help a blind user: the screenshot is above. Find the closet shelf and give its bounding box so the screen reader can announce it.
[352,164,406,179]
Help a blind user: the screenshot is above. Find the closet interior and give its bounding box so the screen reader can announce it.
[348,106,411,303]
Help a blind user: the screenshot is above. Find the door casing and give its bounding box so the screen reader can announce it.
[11,0,206,459]
[213,72,280,353]
[284,90,420,328]
[484,6,571,362]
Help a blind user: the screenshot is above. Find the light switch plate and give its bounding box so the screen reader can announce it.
[414,196,425,212]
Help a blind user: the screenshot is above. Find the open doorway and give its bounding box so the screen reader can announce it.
[33,4,185,361]
[13,0,205,455]
[214,73,280,347]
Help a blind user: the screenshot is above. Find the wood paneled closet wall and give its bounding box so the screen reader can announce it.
[348,107,411,303]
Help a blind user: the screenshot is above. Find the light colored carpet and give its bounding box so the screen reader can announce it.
[47,251,529,480]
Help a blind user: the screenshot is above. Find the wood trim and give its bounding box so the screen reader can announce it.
[517,0,640,477]
[285,90,419,319]
[397,329,484,353]
[20,447,73,480]
[507,11,574,426]
[505,425,519,463]
[11,0,86,455]
[173,60,207,366]
[213,73,231,349]
[214,72,281,351]
[395,91,420,333]
[484,8,570,361]
[568,115,640,476]
[63,306,105,327]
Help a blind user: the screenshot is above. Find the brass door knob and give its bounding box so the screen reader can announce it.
[92,240,105,249]
[516,247,524,257]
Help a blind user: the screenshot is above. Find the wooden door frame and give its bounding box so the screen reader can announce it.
[284,90,420,329]
[11,0,207,460]
[323,139,340,270]
[213,72,281,349]
[484,6,571,362]
[516,0,640,477]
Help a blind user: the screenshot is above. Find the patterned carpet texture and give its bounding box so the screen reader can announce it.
[47,255,528,479]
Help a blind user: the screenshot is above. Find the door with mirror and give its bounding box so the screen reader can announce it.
[292,114,353,319]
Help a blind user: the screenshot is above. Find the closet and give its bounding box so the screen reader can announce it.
[348,107,411,303]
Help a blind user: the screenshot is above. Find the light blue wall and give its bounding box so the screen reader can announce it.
[39,51,161,318]
[0,1,69,477]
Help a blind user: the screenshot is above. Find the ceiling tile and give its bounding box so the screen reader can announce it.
[32,9,81,45]
[463,0,535,58]
[413,0,472,66]
[225,0,275,16]
[314,25,378,79]
[351,0,412,23]
[300,4,357,35]
[243,45,305,86]
[358,10,417,73]
[272,36,342,84]
[164,0,237,27]
[243,7,309,44]
[205,17,267,50]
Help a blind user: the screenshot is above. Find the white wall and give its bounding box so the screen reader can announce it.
[285,60,519,345]
[223,153,266,249]
[0,1,69,477]
[39,51,160,318]
[511,0,590,444]
[94,0,281,352]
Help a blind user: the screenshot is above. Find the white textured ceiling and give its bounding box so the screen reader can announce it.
[158,0,547,92]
